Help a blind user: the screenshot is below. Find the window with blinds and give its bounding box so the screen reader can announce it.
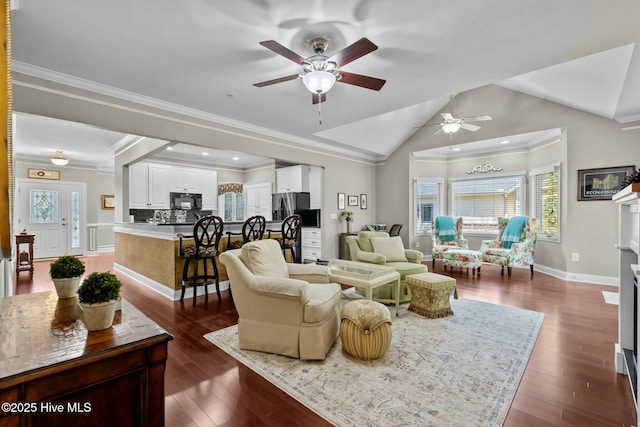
[450,175,525,232]
[414,178,443,234]
[530,164,560,241]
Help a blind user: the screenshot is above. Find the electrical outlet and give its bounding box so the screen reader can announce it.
[415,241,420,248]
[571,253,579,262]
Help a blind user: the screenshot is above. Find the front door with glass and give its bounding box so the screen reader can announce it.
[17,180,85,258]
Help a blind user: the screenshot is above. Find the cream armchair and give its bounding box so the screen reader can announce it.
[479,216,538,277]
[219,239,342,360]
[346,231,426,303]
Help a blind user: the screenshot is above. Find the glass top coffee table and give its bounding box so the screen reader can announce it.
[328,259,401,316]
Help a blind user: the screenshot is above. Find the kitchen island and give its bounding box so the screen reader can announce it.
[114,221,285,300]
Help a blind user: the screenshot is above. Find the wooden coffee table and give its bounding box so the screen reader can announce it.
[328,259,401,316]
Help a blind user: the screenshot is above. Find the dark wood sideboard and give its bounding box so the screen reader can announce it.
[0,291,173,427]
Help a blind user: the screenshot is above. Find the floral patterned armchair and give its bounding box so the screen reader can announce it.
[431,216,468,269]
[479,217,538,277]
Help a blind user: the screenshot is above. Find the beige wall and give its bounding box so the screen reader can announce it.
[379,85,635,279]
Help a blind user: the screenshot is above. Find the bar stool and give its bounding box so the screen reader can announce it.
[267,214,302,263]
[178,215,224,305]
[225,215,266,250]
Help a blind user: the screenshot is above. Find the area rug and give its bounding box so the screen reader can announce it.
[204,299,544,426]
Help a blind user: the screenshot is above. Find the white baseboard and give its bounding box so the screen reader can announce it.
[425,255,618,287]
[114,262,230,301]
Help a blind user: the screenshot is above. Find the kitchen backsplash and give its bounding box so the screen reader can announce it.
[129,209,213,224]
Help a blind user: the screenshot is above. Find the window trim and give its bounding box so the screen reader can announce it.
[529,163,561,243]
[413,177,444,236]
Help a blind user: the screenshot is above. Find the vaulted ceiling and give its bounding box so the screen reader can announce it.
[10,0,640,167]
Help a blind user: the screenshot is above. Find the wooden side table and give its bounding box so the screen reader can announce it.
[15,233,35,276]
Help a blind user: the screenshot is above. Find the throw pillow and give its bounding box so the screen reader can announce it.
[370,236,408,262]
[241,240,289,278]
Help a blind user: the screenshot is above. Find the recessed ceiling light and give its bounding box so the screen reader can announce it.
[500,140,510,144]
[201,152,209,156]
[452,147,461,152]
[166,147,173,150]
[232,156,240,161]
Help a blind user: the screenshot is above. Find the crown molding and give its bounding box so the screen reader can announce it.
[12,61,384,165]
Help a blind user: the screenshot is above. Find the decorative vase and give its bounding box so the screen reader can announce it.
[53,277,82,299]
[346,221,351,233]
[80,300,118,331]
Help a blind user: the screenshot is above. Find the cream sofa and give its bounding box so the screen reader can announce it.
[219,239,342,360]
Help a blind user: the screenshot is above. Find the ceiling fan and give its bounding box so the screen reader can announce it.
[253,37,386,104]
[423,97,492,135]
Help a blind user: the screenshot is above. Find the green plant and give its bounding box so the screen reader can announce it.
[78,272,122,305]
[50,255,86,279]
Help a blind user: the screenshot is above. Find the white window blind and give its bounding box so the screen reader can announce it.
[530,164,560,241]
[450,175,525,232]
[414,178,443,234]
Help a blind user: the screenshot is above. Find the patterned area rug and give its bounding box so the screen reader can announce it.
[204,299,544,426]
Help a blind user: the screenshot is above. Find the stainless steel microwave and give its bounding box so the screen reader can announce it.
[170,192,202,210]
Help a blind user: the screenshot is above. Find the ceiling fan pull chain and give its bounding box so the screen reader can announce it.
[318,98,322,125]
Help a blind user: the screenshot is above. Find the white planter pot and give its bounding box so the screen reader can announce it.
[52,277,82,299]
[80,300,118,331]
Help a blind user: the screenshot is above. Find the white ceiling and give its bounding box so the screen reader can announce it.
[9,1,640,168]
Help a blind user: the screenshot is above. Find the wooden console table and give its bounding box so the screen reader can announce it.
[14,233,35,276]
[0,292,173,426]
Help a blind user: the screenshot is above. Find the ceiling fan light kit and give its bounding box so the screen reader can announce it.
[442,122,462,134]
[302,70,336,94]
[50,149,70,166]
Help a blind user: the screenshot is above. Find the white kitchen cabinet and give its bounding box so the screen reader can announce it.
[276,165,310,193]
[309,165,322,209]
[301,227,322,263]
[129,162,170,209]
[171,167,200,192]
[244,182,272,220]
[199,170,218,210]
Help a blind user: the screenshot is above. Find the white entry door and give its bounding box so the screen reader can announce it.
[16,180,86,259]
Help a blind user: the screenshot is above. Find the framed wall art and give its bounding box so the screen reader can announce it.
[348,195,359,207]
[360,194,367,210]
[28,168,60,180]
[577,165,635,201]
[337,193,345,210]
[101,194,115,210]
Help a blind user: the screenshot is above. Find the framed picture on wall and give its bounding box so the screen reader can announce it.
[360,194,367,210]
[577,165,635,201]
[337,193,345,210]
[101,194,115,210]
[348,195,359,207]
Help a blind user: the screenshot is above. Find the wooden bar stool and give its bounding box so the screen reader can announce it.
[178,216,224,305]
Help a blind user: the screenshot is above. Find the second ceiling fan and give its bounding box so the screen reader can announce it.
[253,37,386,104]
[426,96,492,135]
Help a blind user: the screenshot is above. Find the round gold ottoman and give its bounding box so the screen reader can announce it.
[340,300,392,360]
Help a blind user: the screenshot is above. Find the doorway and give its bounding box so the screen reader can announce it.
[15,179,86,259]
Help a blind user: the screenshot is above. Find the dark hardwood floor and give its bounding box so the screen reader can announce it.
[14,253,637,426]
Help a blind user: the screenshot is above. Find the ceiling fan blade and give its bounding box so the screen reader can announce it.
[464,115,492,122]
[460,123,481,132]
[440,113,454,120]
[327,37,378,67]
[259,40,306,64]
[312,93,326,104]
[253,74,300,87]
[622,125,640,131]
[338,71,386,91]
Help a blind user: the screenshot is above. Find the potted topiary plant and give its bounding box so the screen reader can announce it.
[50,255,86,299]
[77,272,122,331]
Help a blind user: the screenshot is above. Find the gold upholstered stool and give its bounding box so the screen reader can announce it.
[405,273,458,319]
[340,300,392,360]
